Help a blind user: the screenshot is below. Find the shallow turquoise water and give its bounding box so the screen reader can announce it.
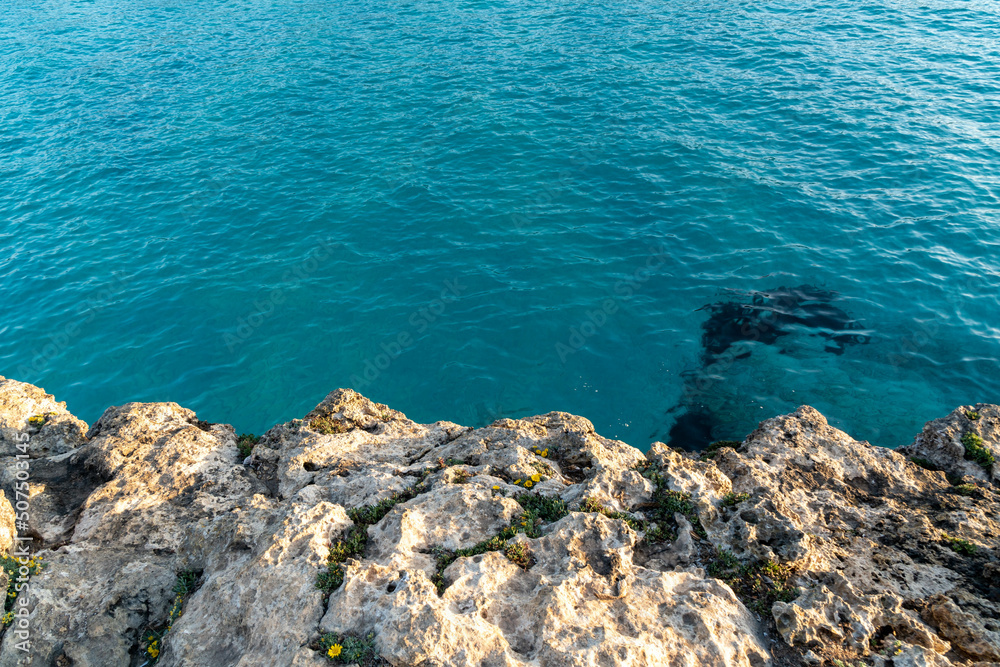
[2,0,998,449]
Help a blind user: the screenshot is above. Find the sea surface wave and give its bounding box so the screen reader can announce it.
[2,0,999,448]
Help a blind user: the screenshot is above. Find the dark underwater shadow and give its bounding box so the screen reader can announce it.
[663,285,872,451]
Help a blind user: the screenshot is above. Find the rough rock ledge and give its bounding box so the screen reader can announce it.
[0,376,997,667]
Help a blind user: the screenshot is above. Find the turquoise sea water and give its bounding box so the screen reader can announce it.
[2,0,998,449]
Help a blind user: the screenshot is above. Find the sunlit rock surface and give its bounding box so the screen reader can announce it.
[0,376,997,667]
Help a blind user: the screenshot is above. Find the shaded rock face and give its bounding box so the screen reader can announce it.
[0,380,996,667]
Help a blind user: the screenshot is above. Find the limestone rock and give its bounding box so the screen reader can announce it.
[922,594,1000,662]
[0,379,998,667]
[0,377,87,458]
[900,404,1000,483]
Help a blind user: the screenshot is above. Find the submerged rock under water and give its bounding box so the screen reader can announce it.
[1,375,998,666]
[700,284,870,361]
[666,285,872,450]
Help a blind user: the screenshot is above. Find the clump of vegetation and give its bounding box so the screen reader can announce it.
[503,542,532,568]
[831,660,865,667]
[431,492,566,594]
[707,548,798,615]
[141,569,201,663]
[1,554,44,626]
[236,433,260,459]
[942,533,977,555]
[700,440,742,460]
[529,459,555,477]
[516,492,568,525]
[318,632,387,665]
[310,416,350,435]
[432,524,521,595]
[961,432,994,469]
[26,412,55,429]
[721,492,750,508]
[530,445,550,458]
[578,497,644,531]
[638,465,707,542]
[379,411,392,422]
[953,483,979,496]
[450,469,472,484]
[966,410,980,421]
[909,457,940,471]
[317,483,430,596]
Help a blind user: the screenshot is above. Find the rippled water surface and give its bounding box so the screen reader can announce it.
[3,0,999,448]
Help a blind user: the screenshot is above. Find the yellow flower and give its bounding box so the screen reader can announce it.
[530,474,540,482]
[149,648,159,658]
[328,644,342,658]
[513,479,521,485]
[492,485,499,490]
[541,449,548,457]
[524,481,533,488]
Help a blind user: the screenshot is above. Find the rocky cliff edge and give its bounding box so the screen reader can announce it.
[0,376,997,667]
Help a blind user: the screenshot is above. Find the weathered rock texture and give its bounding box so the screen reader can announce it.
[0,375,997,667]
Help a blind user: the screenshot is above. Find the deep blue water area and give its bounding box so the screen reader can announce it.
[2,0,999,449]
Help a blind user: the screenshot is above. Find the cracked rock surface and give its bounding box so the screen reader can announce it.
[0,377,997,667]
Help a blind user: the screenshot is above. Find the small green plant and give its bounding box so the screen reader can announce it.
[707,548,798,615]
[450,469,472,484]
[1,554,44,625]
[503,542,532,569]
[529,445,550,458]
[529,459,554,477]
[942,533,977,555]
[318,483,430,596]
[236,433,260,459]
[26,412,55,429]
[700,440,742,460]
[140,570,200,662]
[706,547,739,578]
[953,483,978,496]
[431,493,568,594]
[578,497,645,531]
[379,411,392,422]
[516,493,568,523]
[966,410,981,420]
[634,464,707,542]
[961,432,994,469]
[721,492,750,507]
[658,490,707,539]
[909,457,940,471]
[318,632,385,665]
[310,416,349,435]
[881,638,903,656]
